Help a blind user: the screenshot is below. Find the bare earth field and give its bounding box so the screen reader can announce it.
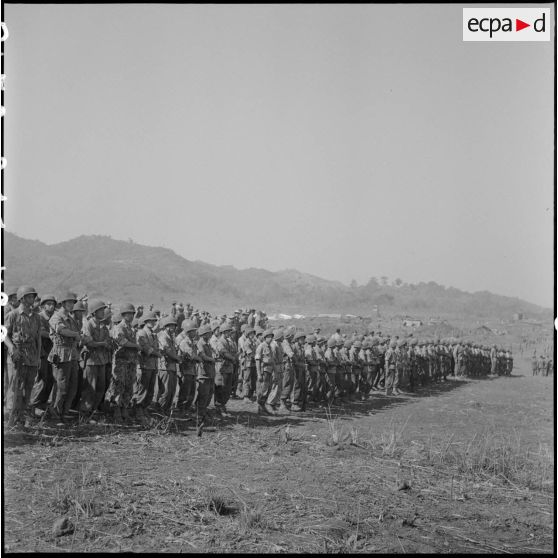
[3,367,554,553]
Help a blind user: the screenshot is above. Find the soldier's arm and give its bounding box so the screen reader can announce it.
[4,312,17,354]
[52,314,81,339]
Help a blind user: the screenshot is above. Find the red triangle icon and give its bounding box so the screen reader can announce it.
[516,19,530,31]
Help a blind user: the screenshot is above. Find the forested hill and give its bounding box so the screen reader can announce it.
[3,232,550,319]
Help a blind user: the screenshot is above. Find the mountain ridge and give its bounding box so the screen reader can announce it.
[3,231,550,318]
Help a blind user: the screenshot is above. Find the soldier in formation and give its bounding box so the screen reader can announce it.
[3,290,522,428]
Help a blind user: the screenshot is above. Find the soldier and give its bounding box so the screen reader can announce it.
[174,319,200,414]
[156,316,180,414]
[350,340,364,399]
[324,337,338,404]
[395,339,407,394]
[29,294,56,414]
[213,322,237,415]
[47,292,83,423]
[4,286,42,426]
[314,336,328,405]
[79,299,111,421]
[238,326,257,401]
[384,339,397,396]
[304,335,320,404]
[71,300,89,411]
[105,303,140,423]
[267,328,285,412]
[133,311,161,420]
[545,355,553,377]
[407,338,418,392]
[254,329,275,415]
[291,331,307,412]
[280,327,296,411]
[195,324,216,421]
[537,355,546,377]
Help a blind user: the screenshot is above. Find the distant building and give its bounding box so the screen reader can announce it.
[513,312,524,321]
[403,317,423,328]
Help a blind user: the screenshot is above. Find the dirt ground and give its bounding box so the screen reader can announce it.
[3,365,554,553]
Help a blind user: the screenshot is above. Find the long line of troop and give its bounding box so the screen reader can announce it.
[4,287,514,427]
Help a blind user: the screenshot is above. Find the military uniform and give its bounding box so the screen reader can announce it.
[384,342,397,395]
[175,322,200,412]
[80,309,111,414]
[48,301,81,419]
[156,322,180,413]
[291,333,307,411]
[105,316,138,414]
[5,301,41,422]
[214,326,236,412]
[134,313,160,412]
[195,328,216,419]
[255,332,275,412]
[267,330,284,409]
[29,300,55,410]
[281,333,295,408]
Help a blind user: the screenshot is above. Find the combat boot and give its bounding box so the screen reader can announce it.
[257,403,271,416]
[291,404,302,412]
[279,402,290,413]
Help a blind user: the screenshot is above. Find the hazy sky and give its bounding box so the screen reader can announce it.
[4,4,554,307]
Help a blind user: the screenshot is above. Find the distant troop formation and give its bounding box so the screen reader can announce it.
[531,353,553,377]
[4,287,516,428]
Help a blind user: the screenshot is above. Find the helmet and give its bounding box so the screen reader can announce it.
[72,301,86,313]
[284,326,296,339]
[263,328,274,339]
[390,340,397,348]
[181,319,198,333]
[318,336,327,345]
[245,326,256,335]
[306,334,316,344]
[210,320,221,332]
[88,299,107,315]
[198,324,212,336]
[274,328,284,340]
[140,310,158,325]
[161,316,177,328]
[353,340,362,349]
[344,340,352,349]
[120,302,135,315]
[362,340,370,349]
[294,331,306,341]
[220,322,233,333]
[337,339,345,348]
[327,338,337,348]
[40,294,56,305]
[112,313,122,324]
[254,325,264,336]
[16,285,37,301]
[132,318,140,328]
[7,288,18,298]
[240,323,247,333]
[59,291,78,304]
[411,338,418,346]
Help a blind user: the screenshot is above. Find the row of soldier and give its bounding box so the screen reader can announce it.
[4,286,514,427]
[531,353,554,376]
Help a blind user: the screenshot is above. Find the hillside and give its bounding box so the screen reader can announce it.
[2,232,551,319]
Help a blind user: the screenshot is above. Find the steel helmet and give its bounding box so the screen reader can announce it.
[87,299,106,315]
[161,316,177,328]
[263,328,274,339]
[389,340,397,348]
[181,319,198,333]
[254,326,264,336]
[245,326,256,335]
[120,302,135,315]
[219,322,233,333]
[344,340,352,349]
[59,291,78,304]
[294,331,306,341]
[198,324,212,337]
[274,328,284,340]
[327,338,337,348]
[16,285,37,301]
[210,320,221,332]
[306,334,316,344]
[353,340,362,349]
[40,294,57,305]
[284,326,296,339]
[72,301,87,313]
[140,310,158,325]
[240,323,248,333]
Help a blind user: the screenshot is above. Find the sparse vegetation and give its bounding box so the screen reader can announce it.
[3,373,554,553]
